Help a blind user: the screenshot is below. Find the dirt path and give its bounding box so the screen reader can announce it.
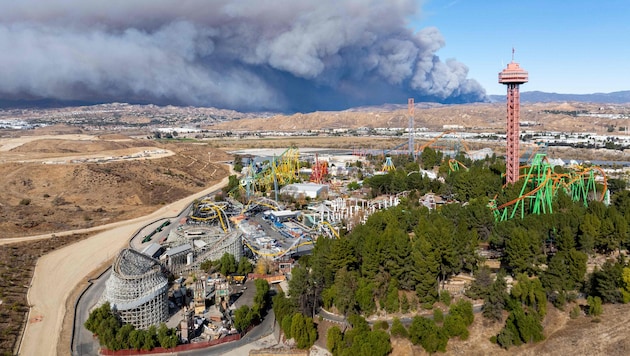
[18,172,231,356]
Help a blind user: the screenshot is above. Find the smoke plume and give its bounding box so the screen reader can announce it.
[0,0,486,112]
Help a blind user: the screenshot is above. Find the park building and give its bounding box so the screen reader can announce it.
[279,182,328,200]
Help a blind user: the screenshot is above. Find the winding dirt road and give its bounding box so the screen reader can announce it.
[17,173,231,356]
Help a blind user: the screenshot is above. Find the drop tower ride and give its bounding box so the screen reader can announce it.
[498,51,528,184]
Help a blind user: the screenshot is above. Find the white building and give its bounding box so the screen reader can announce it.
[279,183,328,199]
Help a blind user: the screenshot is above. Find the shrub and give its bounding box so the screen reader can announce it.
[439,290,452,306]
[19,198,31,206]
[433,308,444,323]
[570,305,581,319]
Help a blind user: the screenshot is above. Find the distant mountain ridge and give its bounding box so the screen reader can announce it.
[489,90,630,104]
[3,90,630,114]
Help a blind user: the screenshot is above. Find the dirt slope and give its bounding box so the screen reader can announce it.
[0,136,231,238]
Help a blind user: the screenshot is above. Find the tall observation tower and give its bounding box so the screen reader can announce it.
[408,98,415,157]
[498,51,528,184]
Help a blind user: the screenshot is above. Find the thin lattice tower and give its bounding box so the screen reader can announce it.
[498,53,528,184]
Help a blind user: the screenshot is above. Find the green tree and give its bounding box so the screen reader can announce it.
[511,274,547,317]
[219,252,237,276]
[290,313,318,349]
[355,278,376,315]
[142,325,156,351]
[433,308,444,323]
[443,314,469,340]
[334,267,359,316]
[128,329,143,350]
[482,269,508,322]
[449,299,474,326]
[541,249,587,293]
[272,290,296,324]
[233,155,244,173]
[390,317,409,338]
[621,267,630,303]
[412,235,439,305]
[465,266,493,300]
[408,316,448,353]
[289,264,314,315]
[578,213,600,253]
[116,324,134,350]
[384,278,400,313]
[587,296,603,317]
[237,257,254,275]
[327,326,344,356]
[282,314,293,339]
[504,227,542,275]
[251,278,270,321]
[496,304,544,349]
[420,147,440,170]
[589,259,623,303]
[234,305,254,331]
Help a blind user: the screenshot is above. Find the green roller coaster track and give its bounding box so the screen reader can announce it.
[488,153,608,222]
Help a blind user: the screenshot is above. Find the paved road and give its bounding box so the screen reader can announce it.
[72,269,111,356]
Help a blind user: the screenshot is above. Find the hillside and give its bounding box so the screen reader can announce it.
[208,102,630,135]
[0,135,231,238]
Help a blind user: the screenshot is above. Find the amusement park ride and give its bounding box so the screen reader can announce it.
[489,53,608,221]
[239,147,301,199]
[230,56,610,242]
[488,153,608,222]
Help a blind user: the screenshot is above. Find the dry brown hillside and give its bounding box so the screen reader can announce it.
[388,302,630,356]
[209,102,630,134]
[0,135,231,238]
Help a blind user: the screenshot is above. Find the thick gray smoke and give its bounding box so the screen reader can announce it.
[0,0,486,112]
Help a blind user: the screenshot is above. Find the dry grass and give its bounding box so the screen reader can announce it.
[0,137,231,238]
[0,233,91,355]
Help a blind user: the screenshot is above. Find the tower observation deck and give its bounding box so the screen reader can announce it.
[499,60,528,184]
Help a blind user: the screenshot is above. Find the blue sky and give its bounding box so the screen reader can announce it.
[415,0,630,95]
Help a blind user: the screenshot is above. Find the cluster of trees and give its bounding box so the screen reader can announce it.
[84,302,178,351]
[233,279,270,332]
[285,151,630,351]
[272,290,318,349]
[325,300,474,355]
[199,252,253,277]
[288,198,489,320]
[492,274,547,348]
[327,315,391,356]
[363,149,504,201]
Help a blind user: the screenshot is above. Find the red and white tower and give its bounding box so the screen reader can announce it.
[498,53,528,184]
